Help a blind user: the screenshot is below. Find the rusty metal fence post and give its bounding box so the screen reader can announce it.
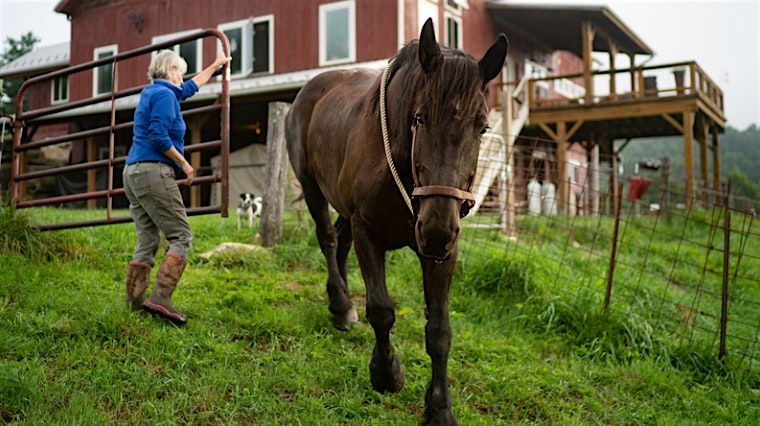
[604,183,624,311]
[719,182,731,359]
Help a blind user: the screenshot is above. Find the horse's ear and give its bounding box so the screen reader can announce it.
[418,18,442,73]
[479,34,509,83]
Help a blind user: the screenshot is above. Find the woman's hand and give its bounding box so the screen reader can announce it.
[181,161,195,186]
[192,55,233,88]
[214,55,232,69]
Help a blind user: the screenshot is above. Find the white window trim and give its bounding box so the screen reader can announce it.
[151,28,203,74]
[92,44,118,96]
[218,18,253,78]
[443,13,463,49]
[252,14,275,75]
[444,0,468,14]
[319,0,356,67]
[50,75,68,105]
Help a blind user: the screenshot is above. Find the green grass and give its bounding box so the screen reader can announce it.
[1,206,759,424]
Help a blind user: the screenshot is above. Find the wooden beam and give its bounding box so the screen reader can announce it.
[683,110,695,207]
[530,96,699,124]
[538,122,558,141]
[87,137,96,209]
[567,120,584,140]
[661,113,684,134]
[261,102,292,247]
[581,22,595,104]
[608,41,618,100]
[697,117,709,205]
[556,121,568,215]
[628,53,636,95]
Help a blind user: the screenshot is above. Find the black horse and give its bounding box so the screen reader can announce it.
[286,19,508,425]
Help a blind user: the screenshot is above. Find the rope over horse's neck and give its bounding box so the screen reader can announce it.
[379,59,476,219]
[380,59,415,216]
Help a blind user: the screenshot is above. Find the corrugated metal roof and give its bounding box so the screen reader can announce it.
[0,42,70,79]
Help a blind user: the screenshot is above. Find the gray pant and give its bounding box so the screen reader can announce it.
[123,162,192,265]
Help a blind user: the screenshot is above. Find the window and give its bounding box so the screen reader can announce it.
[219,17,275,77]
[319,1,356,66]
[51,76,68,104]
[253,15,274,74]
[444,15,462,49]
[93,44,117,95]
[152,29,203,75]
[418,0,439,35]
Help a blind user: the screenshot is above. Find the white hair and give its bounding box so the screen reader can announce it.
[147,50,187,81]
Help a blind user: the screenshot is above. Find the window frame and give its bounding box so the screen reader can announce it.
[252,14,275,75]
[92,44,118,96]
[50,75,68,104]
[217,15,274,77]
[319,0,356,67]
[218,18,253,78]
[151,28,203,75]
[443,13,463,49]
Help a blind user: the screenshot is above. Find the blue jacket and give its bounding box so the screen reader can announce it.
[126,79,199,166]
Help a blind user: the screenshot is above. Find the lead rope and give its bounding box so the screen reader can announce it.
[380,59,415,216]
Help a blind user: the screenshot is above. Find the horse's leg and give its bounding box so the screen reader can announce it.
[353,221,405,393]
[301,180,357,330]
[420,254,458,426]
[335,216,352,287]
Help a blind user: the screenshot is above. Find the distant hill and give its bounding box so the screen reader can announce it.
[618,125,760,195]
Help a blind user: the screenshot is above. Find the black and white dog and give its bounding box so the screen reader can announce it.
[237,192,262,230]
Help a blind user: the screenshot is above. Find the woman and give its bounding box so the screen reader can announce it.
[124,50,230,325]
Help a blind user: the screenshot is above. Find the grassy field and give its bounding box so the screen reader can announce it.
[1,206,759,424]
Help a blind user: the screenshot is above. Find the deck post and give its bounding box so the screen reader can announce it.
[581,22,595,104]
[608,41,617,100]
[697,117,709,206]
[628,53,636,95]
[683,110,695,207]
[712,125,721,202]
[556,121,568,215]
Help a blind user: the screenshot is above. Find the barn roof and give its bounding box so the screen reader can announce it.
[0,42,70,79]
[486,1,654,56]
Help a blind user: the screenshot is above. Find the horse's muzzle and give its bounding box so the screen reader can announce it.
[415,197,461,260]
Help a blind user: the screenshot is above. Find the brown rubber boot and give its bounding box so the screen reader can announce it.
[126,261,151,310]
[142,253,188,326]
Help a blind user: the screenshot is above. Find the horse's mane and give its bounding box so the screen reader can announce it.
[372,41,487,127]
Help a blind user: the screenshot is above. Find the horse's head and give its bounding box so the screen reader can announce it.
[410,19,508,260]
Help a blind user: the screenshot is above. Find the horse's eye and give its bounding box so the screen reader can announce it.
[414,114,426,127]
[480,126,489,135]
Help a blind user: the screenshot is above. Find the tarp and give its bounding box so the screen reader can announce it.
[211,143,267,211]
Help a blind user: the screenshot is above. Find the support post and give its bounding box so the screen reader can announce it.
[608,41,617,100]
[501,72,515,235]
[628,53,636,95]
[660,157,670,218]
[697,118,709,206]
[683,110,695,207]
[86,136,96,209]
[556,121,568,215]
[260,102,291,247]
[712,126,721,198]
[581,22,595,104]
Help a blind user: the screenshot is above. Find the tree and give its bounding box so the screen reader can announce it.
[0,32,40,113]
[728,167,759,200]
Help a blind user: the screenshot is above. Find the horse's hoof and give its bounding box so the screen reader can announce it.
[424,408,458,426]
[370,355,405,393]
[332,307,359,331]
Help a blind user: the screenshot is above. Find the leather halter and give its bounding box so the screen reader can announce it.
[380,59,476,218]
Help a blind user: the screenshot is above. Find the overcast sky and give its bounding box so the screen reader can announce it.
[1,0,758,128]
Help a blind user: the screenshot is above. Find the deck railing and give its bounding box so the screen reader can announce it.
[511,61,724,117]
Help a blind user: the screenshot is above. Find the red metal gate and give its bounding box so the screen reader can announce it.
[8,29,230,231]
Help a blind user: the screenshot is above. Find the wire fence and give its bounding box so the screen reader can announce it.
[458,132,760,372]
